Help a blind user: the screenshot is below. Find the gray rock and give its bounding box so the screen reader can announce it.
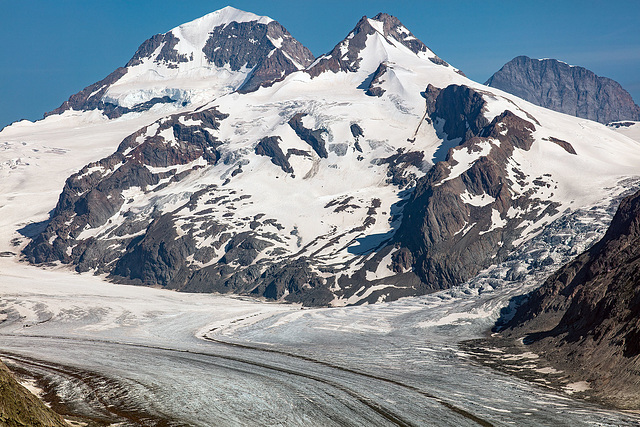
[500,188,640,409]
[203,20,314,93]
[127,32,189,68]
[308,13,446,78]
[45,16,314,117]
[23,108,227,266]
[486,56,640,124]
[288,113,328,158]
[365,63,388,97]
[255,136,294,173]
[393,84,554,293]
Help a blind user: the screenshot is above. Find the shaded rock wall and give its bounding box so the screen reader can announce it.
[501,189,640,408]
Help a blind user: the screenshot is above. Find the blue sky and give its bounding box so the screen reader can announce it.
[1,0,638,129]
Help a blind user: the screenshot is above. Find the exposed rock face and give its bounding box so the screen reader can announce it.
[288,113,329,158]
[21,10,640,309]
[499,189,640,408]
[365,63,388,97]
[203,20,314,92]
[0,361,68,427]
[424,84,488,142]
[45,7,314,118]
[393,84,560,292]
[44,67,128,117]
[486,56,640,124]
[255,136,293,174]
[127,32,190,68]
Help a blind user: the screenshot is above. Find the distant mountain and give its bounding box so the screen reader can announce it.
[45,6,314,119]
[485,56,640,124]
[500,188,640,408]
[0,361,68,427]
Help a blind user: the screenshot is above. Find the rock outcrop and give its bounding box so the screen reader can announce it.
[393,84,560,292]
[23,107,228,268]
[0,361,68,427]
[202,19,314,93]
[499,189,640,408]
[19,10,640,308]
[485,56,640,124]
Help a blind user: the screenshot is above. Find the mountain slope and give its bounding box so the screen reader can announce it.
[499,189,640,408]
[9,8,640,307]
[46,6,314,119]
[485,56,640,124]
[0,361,68,427]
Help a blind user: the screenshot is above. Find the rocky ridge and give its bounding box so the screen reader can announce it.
[308,13,451,77]
[496,188,640,408]
[485,56,640,124]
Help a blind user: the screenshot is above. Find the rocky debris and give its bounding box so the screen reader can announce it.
[365,63,388,97]
[203,20,314,93]
[308,13,445,78]
[255,136,294,174]
[0,361,68,427]
[393,84,556,292]
[498,188,640,409]
[486,56,640,124]
[288,113,328,158]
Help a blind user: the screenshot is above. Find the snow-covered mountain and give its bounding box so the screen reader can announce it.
[45,6,314,118]
[4,7,640,307]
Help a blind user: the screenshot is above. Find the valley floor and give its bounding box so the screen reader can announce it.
[1,258,639,426]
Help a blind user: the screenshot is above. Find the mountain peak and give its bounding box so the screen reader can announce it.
[307,12,448,77]
[46,7,313,117]
[486,55,640,124]
[186,6,274,28]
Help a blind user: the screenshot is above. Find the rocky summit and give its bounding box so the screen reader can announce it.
[485,55,640,124]
[6,7,640,308]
